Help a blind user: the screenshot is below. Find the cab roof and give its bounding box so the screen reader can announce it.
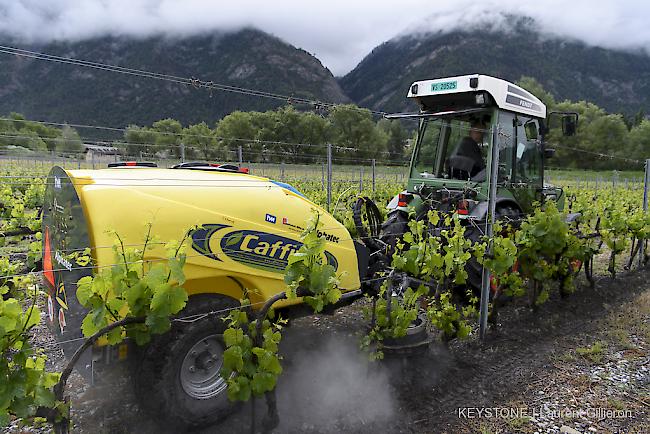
[407,74,546,119]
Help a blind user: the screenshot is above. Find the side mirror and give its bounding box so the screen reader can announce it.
[562,115,578,136]
[544,148,556,159]
[524,120,538,140]
[547,111,579,136]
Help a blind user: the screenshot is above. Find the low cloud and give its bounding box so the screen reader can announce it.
[0,0,648,75]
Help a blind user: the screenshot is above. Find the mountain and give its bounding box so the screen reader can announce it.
[340,17,650,116]
[0,29,349,127]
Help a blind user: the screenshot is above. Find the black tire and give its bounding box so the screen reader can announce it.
[380,210,409,255]
[134,294,240,431]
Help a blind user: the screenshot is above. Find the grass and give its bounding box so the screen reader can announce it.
[576,341,605,363]
[505,416,531,430]
[546,168,646,182]
[478,424,496,434]
[607,398,626,411]
[555,351,577,363]
[606,327,634,350]
[603,290,650,349]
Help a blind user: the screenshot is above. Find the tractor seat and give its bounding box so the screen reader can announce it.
[448,155,477,180]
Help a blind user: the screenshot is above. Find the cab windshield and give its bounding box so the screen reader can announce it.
[409,109,543,186]
[410,111,492,182]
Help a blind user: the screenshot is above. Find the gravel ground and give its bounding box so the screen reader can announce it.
[459,285,650,434]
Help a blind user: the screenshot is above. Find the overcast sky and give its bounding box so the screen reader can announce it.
[0,0,649,75]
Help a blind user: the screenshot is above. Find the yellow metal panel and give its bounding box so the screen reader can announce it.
[66,168,360,308]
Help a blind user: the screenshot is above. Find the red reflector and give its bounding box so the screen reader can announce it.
[571,259,582,272]
[490,275,499,292]
[397,193,412,207]
[456,199,470,215]
[43,227,55,289]
[209,163,220,167]
[125,161,137,166]
[239,167,249,174]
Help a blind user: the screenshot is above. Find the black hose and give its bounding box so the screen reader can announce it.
[352,196,382,239]
[352,197,384,253]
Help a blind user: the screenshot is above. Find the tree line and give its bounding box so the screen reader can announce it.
[122,105,410,164]
[0,81,647,169]
[517,77,649,170]
[0,114,83,154]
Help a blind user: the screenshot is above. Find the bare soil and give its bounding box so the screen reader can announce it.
[9,264,650,434]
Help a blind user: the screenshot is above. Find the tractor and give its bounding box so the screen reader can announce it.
[356,74,578,289]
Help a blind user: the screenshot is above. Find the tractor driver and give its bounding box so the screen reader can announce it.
[448,120,487,179]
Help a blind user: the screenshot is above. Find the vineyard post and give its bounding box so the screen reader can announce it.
[280,162,285,181]
[238,145,243,168]
[639,159,650,268]
[180,142,185,163]
[479,124,499,340]
[372,158,376,195]
[359,166,363,193]
[91,152,95,170]
[327,143,332,212]
[321,162,325,190]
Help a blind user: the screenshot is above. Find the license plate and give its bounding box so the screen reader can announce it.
[431,81,457,92]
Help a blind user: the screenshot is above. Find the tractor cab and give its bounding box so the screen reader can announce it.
[387,74,574,217]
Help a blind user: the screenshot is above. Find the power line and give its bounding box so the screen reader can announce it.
[0,116,404,157]
[0,144,409,166]
[6,44,635,166]
[0,155,409,170]
[0,131,360,153]
[0,44,388,117]
[551,143,645,165]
